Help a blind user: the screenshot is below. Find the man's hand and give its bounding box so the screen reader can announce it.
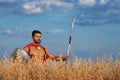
[55,56,70,61]
[63,55,70,61]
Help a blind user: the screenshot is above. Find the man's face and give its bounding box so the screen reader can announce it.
[33,33,42,44]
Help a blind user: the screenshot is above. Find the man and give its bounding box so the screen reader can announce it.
[23,30,69,63]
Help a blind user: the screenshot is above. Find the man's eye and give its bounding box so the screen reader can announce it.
[36,36,41,38]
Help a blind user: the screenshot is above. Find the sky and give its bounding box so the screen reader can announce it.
[0,0,120,60]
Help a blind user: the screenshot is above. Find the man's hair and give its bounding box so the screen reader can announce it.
[32,30,42,37]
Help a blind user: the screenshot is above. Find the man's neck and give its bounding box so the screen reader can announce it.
[32,42,40,45]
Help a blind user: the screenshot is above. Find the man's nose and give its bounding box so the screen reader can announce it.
[39,37,42,40]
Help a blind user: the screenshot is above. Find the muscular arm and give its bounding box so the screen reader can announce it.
[45,48,56,60]
[45,48,69,61]
[23,46,29,55]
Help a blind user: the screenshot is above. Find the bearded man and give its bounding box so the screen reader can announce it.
[23,30,69,63]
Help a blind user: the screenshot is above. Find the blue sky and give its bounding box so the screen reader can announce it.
[0,0,120,60]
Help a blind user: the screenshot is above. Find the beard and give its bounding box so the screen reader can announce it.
[33,39,41,44]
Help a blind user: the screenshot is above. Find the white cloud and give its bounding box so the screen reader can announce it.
[22,1,43,14]
[5,29,13,34]
[0,0,73,15]
[0,0,120,25]
[41,0,73,9]
[21,0,73,15]
[0,0,15,2]
[47,28,63,34]
[99,0,108,5]
[78,0,95,6]
[0,27,32,38]
[0,29,15,37]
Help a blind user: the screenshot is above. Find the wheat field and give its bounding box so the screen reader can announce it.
[0,55,120,80]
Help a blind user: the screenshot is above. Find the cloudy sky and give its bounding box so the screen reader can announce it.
[0,0,120,60]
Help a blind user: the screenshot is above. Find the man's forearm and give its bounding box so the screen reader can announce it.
[54,56,69,61]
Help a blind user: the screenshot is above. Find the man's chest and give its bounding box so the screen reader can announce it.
[29,46,46,57]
